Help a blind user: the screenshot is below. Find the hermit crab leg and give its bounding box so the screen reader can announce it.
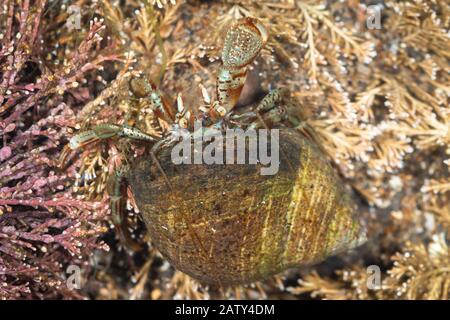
[107,165,143,251]
[67,124,158,150]
[215,17,268,116]
[232,88,290,130]
[59,124,159,168]
[129,75,176,124]
[108,166,129,227]
[255,88,289,113]
[252,89,297,174]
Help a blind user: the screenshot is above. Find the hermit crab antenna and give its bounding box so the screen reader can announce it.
[216,17,268,116]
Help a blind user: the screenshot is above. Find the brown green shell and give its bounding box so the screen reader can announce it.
[128,128,366,285]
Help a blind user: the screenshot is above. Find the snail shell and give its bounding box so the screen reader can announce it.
[128,128,366,285]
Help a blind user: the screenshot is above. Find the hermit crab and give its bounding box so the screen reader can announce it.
[63,18,366,286]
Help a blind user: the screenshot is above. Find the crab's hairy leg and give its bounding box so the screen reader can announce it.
[254,89,329,168]
[250,88,306,128]
[107,166,128,227]
[216,17,268,115]
[228,89,291,129]
[130,75,177,127]
[252,89,297,175]
[68,124,158,150]
[256,88,289,113]
[68,124,121,149]
[107,165,143,251]
[59,144,74,169]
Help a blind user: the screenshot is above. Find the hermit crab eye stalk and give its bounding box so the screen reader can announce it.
[129,75,154,98]
[221,17,268,69]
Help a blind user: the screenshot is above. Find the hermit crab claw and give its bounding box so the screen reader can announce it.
[221,17,268,69]
[216,17,269,115]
